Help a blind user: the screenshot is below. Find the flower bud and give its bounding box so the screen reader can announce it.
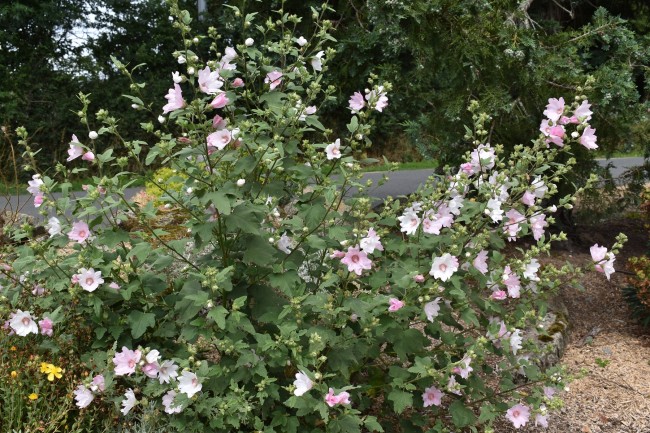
[245,38,254,46]
[89,131,98,140]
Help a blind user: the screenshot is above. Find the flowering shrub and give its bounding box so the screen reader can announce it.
[0,2,625,432]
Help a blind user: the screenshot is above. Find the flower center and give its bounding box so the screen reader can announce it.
[351,255,359,263]
[78,230,86,238]
[439,264,447,272]
[22,317,30,326]
[128,360,135,368]
[86,277,94,286]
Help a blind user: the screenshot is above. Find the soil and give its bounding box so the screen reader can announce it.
[497,216,650,433]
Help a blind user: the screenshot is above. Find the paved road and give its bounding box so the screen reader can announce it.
[2,157,644,222]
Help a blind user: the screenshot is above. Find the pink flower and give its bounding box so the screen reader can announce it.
[530,213,547,241]
[91,374,105,392]
[113,346,142,376]
[265,70,283,90]
[330,250,346,259]
[590,244,608,263]
[429,253,459,282]
[158,359,179,384]
[365,86,388,112]
[573,100,592,122]
[460,162,476,175]
[207,129,232,150]
[210,92,230,109]
[27,175,43,195]
[360,228,383,254]
[503,209,525,241]
[543,97,565,122]
[38,317,54,336]
[325,139,342,160]
[348,91,365,112]
[231,77,244,88]
[68,221,90,244]
[413,274,425,283]
[521,190,535,207]
[82,151,95,161]
[543,386,556,399]
[453,356,473,379]
[212,114,227,129]
[422,386,443,407]
[109,282,121,290]
[77,268,104,292]
[473,250,489,274]
[502,266,521,298]
[470,144,495,172]
[340,246,372,276]
[590,244,615,280]
[506,403,530,428]
[162,83,186,114]
[162,390,183,414]
[325,388,351,407]
[535,413,549,428]
[491,290,507,300]
[579,126,598,150]
[422,205,454,235]
[67,144,84,161]
[198,66,223,94]
[388,298,405,312]
[34,194,44,207]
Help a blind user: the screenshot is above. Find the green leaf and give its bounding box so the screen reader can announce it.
[347,115,359,133]
[242,235,278,266]
[204,191,231,215]
[207,306,228,329]
[363,416,384,432]
[387,389,413,414]
[449,400,476,428]
[329,414,362,433]
[127,310,156,339]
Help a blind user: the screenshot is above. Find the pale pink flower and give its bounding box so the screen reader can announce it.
[178,370,202,398]
[293,371,313,396]
[38,317,54,336]
[530,213,547,241]
[120,389,137,415]
[231,77,244,88]
[207,129,232,150]
[325,139,342,160]
[422,386,443,407]
[523,259,540,281]
[506,403,530,428]
[298,105,317,121]
[543,97,565,122]
[210,92,230,109]
[71,274,80,284]
[447,375,461,395]
[590,244,616,279]
[579,126,598,150]
[222,46,237,63]
[510,329,523,355]
[573,100,592,122]
[212,114,227,129]
[34,194,44,207]
[547,125,566,147]
[77,268,103,292]
[601,256,615,280]
[348,91,365,112]
[460,162,476,175]
[341,246,372,276]
[486,197,504,223]
[68,221,91,244]
[491,290,507,300]
[504,209,525,241]
[424,298,442,322]
[82,151,95,161]
[543,386,556,399]
[162,83,186,114]
[91,374,105,392]
[32,285,45,296]
[27,175,43,195]
[365,86,388,112]
[398,210,421,235]
[265,70,283,90]
[360,228,383,254]
[142,350,160,379]
[388,298,405,312]
[109,282,121,290]
[162,390,183,414]
[158,359,179,384]
[535,413,549,428]
[9,310,39,336]
[422,206,454,235]
[113,346,142,376]
[277,233,293,254]
[46,217,61,237]
[453,356,473,379]
[73,385,94,409]
[521,191,536,206]
[67,144,84,161]
[429,253,459,282]
[330,250,346,259]
[590,244,608,263]
[470,143,496,172]
[502,266,521,298]
[325,388,351,407]
[198,66,223,94]
[473,250,489,274]
[414,274,425,283]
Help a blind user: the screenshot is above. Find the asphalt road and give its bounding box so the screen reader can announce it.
[1,157,644,222]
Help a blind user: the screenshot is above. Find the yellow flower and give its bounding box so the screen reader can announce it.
[40,362,63,381]
[10,371,17,378]
[10,346,17,351]
[28,393,38,400]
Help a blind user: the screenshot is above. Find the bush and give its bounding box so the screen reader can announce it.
[0,2,624,432]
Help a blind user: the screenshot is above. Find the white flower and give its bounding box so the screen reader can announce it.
[26,175,43,195]
[293,370,313,396]
[9,310,39,336]
[77,268,104,292]
[89,131,98,140]
[145,349,160,364]
[360,228,383,254]
[236,178,246,187]
[46,217,61,237]
[120,389,137,415]
[158,359,179,384]
[429,254,459,282]
[244,38,254,46]
[398,210,420,235]
[178,370,202,398]
[296,36,308,46]
[73,385,94,409]
[310,51,324,71]
[172,71,182,83]
[523,259,540,281]
[325,139,341,160]
[162,390,183,414]
[177,55,186,64]
[424,298,442,322]
[510,329,523,355]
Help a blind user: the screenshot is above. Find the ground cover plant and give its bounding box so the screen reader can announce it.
[0,1,623,432]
